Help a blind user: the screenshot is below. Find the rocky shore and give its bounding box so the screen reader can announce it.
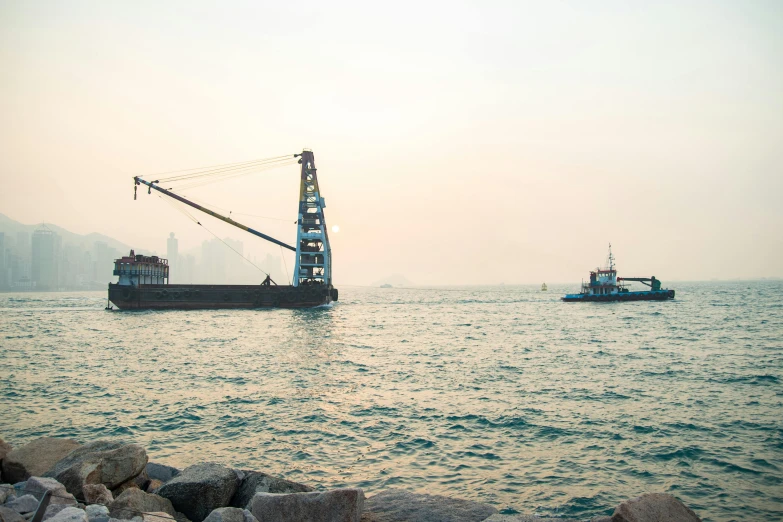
[0,436,702,522]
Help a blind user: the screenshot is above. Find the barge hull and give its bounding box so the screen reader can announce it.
[108,283,336,310]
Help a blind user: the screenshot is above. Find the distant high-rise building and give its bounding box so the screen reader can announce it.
[31,227,61,290]
[0,232,6,289]
[167,232,179,282]
[224,238,244,283]
[16,231,30,258]
[201,238,227,283]
[182,254,196,284]
[93,241,120,283]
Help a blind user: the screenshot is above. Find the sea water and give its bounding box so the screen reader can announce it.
[1,282,781,521]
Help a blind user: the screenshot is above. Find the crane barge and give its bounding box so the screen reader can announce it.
[107,149,338,310]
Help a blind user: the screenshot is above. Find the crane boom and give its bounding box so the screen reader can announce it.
[133,176,297,252]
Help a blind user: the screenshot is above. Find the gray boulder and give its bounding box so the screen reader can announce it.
[141,513,175,522]
[26,477,77,506]
[133,469,150,492]
[249,489,364,522]
[82,484,113,506]
[0,438,12,465]
[2,438,81,484]
[145,464,180,484]
[45,441,147,499]
[0,506,25,522]
[85,505,109,522]
[155,463,238,522]
[107,489,177,520]
[47,507,88,522]
[230,472,313,509]
[363,489,497,522]
[611,493,701,522]
[0,484,12,504]
[5,495,39,514]
[202,508,256,522]
[43,505,72,521]
[484,514,581,522]
[110,477,140,499]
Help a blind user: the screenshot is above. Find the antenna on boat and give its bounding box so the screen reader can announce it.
[607,243,615,271]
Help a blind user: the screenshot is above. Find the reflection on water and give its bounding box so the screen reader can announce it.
[1,282,782,522]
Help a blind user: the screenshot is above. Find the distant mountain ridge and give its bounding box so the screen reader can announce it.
[0,212,137,253]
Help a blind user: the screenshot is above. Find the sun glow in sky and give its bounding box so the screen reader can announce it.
[1,1,781,284]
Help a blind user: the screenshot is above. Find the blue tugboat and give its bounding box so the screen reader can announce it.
[563,244,675,302]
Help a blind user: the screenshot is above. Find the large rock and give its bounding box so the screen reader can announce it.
[43,504,71,521]
[0,484,12,504]
[110,477,140,499]
[145,464,180,484]
[363,489,497,522]
[0,507,25,522]
[83,484,113,506]
[45,441,147,499]
[142,513,175,522]
[249,489,364,522]
[85,505,109,522]
[230,472,313,509]
[47,507,88,522]
[2,438,81,484]
[5,495,39,514]
[611,493,701,522]
[155,463,238,522]
[0,438,12,465]
[484,514,581,522]
[133,469,150,491]
[202,508,256,522]
[27,477,77,506]
[107,489,177,520]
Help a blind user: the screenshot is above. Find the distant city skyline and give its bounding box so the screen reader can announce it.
[1,211,780,292]
[0,214,287,291]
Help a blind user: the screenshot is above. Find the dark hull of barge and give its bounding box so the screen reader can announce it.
[108,283,337,310]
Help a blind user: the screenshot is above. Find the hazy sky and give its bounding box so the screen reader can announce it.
[1,1,781,284]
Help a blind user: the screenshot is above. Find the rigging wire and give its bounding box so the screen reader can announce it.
[232,212,296,223]
[170,158,298,191]
[158,195,270,278]
[155,155,295,183]
[167,193,295,225]
[167,156,296,185]
[160,157,296,186]
[280,245,291,285]
[150,154,293,178]
[200,222,270,278]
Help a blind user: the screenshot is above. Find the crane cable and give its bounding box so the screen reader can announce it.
[171,157,298,191]
[158,195,271,278]
[155,154,296,183]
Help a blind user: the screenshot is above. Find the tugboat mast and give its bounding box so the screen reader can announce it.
[607,243,615,271]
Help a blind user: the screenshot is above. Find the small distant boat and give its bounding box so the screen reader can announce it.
[380,283,393,288]
[541,283,547,291]
[563,244,675,302]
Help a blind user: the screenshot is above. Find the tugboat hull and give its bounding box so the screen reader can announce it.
[108,283,337,310]
[562,289,674,302]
